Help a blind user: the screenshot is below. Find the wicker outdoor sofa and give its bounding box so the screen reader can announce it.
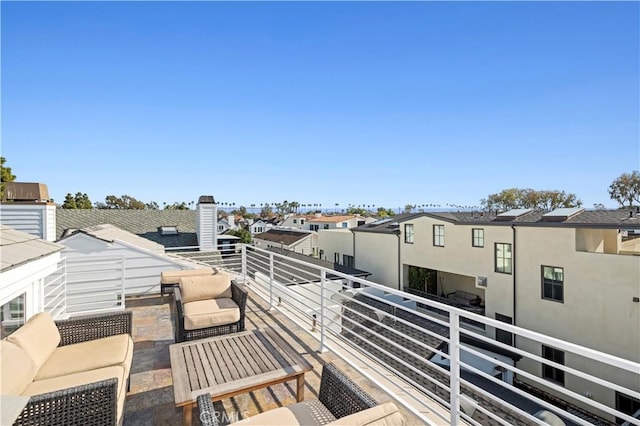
[197,362,406,426]
[173,274,248,343]
[1,311,133,426]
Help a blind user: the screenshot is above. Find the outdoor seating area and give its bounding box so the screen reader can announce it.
[2,311,133,426]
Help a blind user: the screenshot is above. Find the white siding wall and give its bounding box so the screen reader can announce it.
[197,203,218,250]
[0,203,56,241]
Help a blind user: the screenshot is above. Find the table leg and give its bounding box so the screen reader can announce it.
[296,373,305,402]
[183,404,193,426]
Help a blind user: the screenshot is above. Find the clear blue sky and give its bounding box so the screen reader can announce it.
[2,1,638,210]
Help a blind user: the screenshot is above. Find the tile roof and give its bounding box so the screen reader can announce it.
[1,225,64,272]
[56,209,199,248]
[253,228,313,245]
[307,215,356,223]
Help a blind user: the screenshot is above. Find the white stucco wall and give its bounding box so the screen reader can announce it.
[317,229,353,263]
[353,231,399,290]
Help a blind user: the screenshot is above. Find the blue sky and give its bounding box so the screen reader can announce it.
[2,1,638,210]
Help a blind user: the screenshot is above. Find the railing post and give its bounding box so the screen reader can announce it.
[269,253,274,310]
[320,270,326,352]
[450,311,461,425]
[241,244,247,284]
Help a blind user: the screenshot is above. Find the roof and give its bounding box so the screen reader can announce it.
[253,228,313,246]
[425,209,640,228]
[61,223,165,254]
[307,215,356,223]
[1,225,64,272]
[264,247,371,283]
[56,209,199,248]
[351,213,425,234]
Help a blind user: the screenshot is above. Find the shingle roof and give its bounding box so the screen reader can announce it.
[1,225,64,272]
[253,228,313,245]
[56,210,199,248]
[63,223,166,254]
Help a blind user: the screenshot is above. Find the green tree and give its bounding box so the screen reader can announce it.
[145,201,160,210]
[376,207,395,218]
[227,228,252,244]
[481,188,581,211]
[403,204,416,214]
[1,157,16,200]
[608,171,640,207]
[62,192,92,209]
[104,195,146,209]
[165,202,189,210]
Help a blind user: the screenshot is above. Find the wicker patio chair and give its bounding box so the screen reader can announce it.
[196,362,378,426]
[13,311,132,426]
[173,279,248,342]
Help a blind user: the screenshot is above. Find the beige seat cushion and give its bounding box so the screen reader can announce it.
[183,298,240,330]
[229,400,336,425]
[0,340,38,395]
[35,334,134,381]
[161,267,216,284]
[22,365,126,423]
[326,402,405,426]
[6,312,61,371]
[179,273,232,303]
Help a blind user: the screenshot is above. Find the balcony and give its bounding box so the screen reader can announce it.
[8,244,640,425]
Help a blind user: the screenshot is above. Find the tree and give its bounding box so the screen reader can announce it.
[260,204,273,218]
[164,202,189,210]
[481,188,582,211]
[145,201,160,210]
[227,228,252,244]
[404,204,415,214]
[61,192,92,209]
[608,171,640,207]
[104,195,146,209]
[1,157,16,200]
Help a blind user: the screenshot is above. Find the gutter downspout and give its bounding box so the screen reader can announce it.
[511,224,517,348]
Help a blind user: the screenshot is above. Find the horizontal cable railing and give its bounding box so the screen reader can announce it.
[241,244,640,426]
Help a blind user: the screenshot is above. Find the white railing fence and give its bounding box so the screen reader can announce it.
[239,244,640,426]
[43,258,67,319]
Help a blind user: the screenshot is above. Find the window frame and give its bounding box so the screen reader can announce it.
[472,228,484,248]
[433,224,445,247]
[542,265,564,303]
[404,224,414,244]
[334,252,340,263]
[542,345,565,386]
[494,243,512,274]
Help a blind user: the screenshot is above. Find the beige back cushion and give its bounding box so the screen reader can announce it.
[0,340,38,395]
[6,311,61,371]
[326,402,405,426]
[179,273,232,303]
[160,267,216,284]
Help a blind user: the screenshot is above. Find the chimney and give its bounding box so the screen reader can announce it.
[228,214,235,228]
[196,195,218,251]
[0,182,56,241]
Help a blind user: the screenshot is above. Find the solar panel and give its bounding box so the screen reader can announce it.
[496,208,533,220]
[542,207,584,221]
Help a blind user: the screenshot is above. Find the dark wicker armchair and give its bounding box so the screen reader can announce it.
[174,280,248,343]
[14,311,132,426]
[196,362,377,426]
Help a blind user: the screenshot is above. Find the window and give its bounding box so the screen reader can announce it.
[217,225,224,232]
[255,226,263,233]
[341,222,348,228]
[323,224,329,229]
[301,220,305,225]
[433,225,444,247]
[616,392,640,424]
[343,255,354,268]
[293,219,297,224]
[495,243,512,274]
[542,266,564,302]
[334,252,340,263]
[542,345,565,385]
[495,313,513,346]
[472,228,484,247]
[310,225,319,231]
[1,294,25,338]
[405,224,414,244]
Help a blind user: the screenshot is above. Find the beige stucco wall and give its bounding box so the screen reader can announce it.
[354,231,399,290]
[399,216,516,327]
[317,229,353,263]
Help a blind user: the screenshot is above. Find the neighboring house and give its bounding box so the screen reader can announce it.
[279,214,315,230]
[352,207,640,419]
[57,224,200,300]
[316,228,355,266]
[0,226,65,330]
[306,215,373,231]
[253,228,317,256]
[249,219,271,235]
[217,215,239,234]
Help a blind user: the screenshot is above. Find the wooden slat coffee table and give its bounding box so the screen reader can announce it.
[169,328,313,425]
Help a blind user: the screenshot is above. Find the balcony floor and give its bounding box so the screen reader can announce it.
[123,289,425,425]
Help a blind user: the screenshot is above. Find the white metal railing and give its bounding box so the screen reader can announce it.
[236,244,640,426]
[43,258,67,319]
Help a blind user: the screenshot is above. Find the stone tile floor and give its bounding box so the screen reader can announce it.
[123,290,424,425]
